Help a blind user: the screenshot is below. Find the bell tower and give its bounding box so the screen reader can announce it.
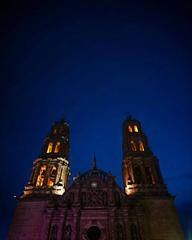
[8,117,184,240]
[122,115,168,196]
[23,118,70,196]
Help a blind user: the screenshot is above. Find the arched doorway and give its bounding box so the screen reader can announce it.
[87,226,101,240]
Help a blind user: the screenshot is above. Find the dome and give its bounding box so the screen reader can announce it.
[75,168,113,185]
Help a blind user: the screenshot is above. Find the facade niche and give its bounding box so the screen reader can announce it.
[102,191,108,206]
[81,192,86,206]
[64,225,72,240]
[116,224,124,240]
[49,224,58,240]
[130,224,140,240]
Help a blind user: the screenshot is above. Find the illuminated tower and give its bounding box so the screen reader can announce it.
[122,115,168,196]
[8,117,184,240]
[121,116,184,240]
[23,118,70,196]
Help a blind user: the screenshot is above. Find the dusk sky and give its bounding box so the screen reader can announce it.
[1,1,192,239]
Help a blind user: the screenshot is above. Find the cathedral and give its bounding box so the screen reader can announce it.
[8,116,184,240]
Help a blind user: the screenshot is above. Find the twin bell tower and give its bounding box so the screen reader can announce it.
[23,115,168,198]
[8,115,184,240]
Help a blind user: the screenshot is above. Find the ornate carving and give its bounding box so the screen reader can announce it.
[81,189,108,207]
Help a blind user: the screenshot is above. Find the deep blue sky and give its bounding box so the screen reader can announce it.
[1,1,192,239]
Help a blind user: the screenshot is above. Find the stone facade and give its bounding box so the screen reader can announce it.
[8,117,184,240]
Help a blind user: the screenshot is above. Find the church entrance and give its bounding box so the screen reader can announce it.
[86,226,101,240]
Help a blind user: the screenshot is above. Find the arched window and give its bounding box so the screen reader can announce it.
[47,142,53,153]
[130,224,139,240]
[49,225,58,240]
[128,125,133,132]
[36,165,46,186]
[47,166,57,187]
[138,141,144,151]
[133,167,143,184]
[130,141,137,151]
[54,142,61,153]
[134,125,139,132]
[145,167,155,184]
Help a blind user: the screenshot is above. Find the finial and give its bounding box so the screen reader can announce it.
[58,115,69,126]
[127,112,132,120]
[60,116,66,123]
[92,153,97,170]
[77,171,81,177]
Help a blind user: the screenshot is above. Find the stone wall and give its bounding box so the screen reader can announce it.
[8,200,49,240]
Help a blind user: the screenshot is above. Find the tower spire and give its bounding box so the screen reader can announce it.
[92,153,97,170]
